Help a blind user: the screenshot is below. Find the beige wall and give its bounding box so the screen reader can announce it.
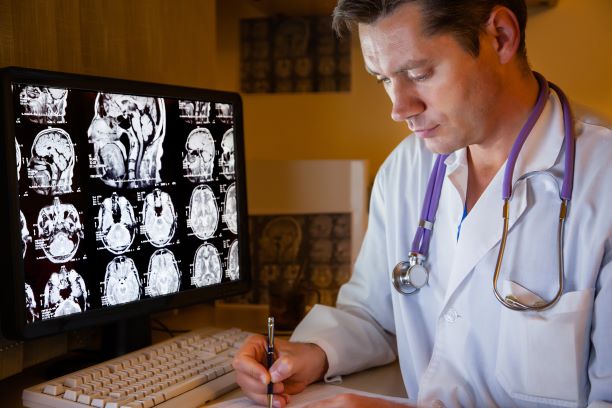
[0,0,218,87]
[527,0,612,120]
[218,0,612,182]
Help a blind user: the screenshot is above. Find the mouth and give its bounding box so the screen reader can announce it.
[412,125,439,139]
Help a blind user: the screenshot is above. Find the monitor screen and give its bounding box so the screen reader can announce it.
[0,67,250,340]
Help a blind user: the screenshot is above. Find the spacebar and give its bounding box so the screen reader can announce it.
[157,372,238,407]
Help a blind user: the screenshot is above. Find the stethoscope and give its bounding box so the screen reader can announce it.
[391,72,576,311]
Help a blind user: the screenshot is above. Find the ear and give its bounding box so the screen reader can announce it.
[484,6,521,64]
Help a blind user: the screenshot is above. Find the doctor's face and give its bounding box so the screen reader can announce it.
[359,3,503,154]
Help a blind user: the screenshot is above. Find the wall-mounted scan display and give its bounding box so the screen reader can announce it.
[3,69,248,337]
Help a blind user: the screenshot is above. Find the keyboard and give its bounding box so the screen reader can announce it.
[22,327,250,408]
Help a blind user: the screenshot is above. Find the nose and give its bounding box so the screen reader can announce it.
[389,80,425,123]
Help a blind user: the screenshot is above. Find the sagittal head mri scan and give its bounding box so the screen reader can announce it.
[189,184,219,239]
[97,192,138,254]
[88,93,166,189]
[36,197,84,263]
[183,127,216,182]
[145,249,181,296]
[143,188,177,247]
[102,256,141,306]
[28,128,75,195]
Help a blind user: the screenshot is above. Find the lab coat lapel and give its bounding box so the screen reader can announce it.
[440,92,566,307]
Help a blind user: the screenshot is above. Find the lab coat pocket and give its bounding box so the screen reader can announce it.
[495,281,594,407]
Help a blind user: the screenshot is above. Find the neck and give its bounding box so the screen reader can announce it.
[466,70,541,211]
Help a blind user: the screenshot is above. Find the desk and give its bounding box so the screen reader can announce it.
[211,360,408,404]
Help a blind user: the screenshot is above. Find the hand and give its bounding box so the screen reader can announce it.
[232,334,328,407]
[303,394,412,408]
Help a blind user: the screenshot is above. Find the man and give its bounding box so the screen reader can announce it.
[232,1,612,406]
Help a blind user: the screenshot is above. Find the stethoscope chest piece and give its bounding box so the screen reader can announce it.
[392,253,429,295]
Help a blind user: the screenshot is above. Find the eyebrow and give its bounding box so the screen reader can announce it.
[365,59,429,76]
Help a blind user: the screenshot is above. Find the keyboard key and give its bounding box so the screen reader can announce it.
[42,383,64,396]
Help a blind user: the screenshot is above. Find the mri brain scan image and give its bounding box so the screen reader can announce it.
[20,211,32,258]
[88,93,166,189]
[223,183,238,234]
[15,138,21,181]
[189,185,218,239]
[220,128,235,179]
[215,103,233,124]
[18,85,68,124]
[179,100,211,124]
[183,128,215,183]
[226,239,239,281]
[103,256,141,305]
[146,249,181,297]
[98,192,137,254]
[27,128,75,195]
[37,197,84,263]
[192,243,222,287]
[25,283,39,323]
[143,188,177,247]
[43,265,88,318]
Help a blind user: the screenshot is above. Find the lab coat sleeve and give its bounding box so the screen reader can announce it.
[588,243,612,407]
[291,168,397,380]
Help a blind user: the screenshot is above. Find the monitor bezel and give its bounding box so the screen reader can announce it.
[0,66,251,340]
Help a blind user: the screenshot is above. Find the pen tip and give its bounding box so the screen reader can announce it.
[268,394,273,408]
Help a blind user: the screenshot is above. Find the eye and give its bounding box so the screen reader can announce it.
[408,70,432,82]
[376,77,391,86]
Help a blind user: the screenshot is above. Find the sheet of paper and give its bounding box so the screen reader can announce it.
[205,384,411,407]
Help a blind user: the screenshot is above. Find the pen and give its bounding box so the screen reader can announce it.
[267,316,275,408]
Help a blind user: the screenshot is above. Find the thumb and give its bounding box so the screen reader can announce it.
[269,356,294,383]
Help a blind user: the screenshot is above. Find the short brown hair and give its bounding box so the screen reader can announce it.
[332,0,527,59]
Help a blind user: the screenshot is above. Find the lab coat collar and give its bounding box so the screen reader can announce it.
[439,91,566,307]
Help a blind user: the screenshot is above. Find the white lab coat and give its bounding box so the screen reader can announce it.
[291,91,612,407]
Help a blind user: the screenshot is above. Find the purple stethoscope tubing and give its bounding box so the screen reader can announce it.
[395,72,576,310]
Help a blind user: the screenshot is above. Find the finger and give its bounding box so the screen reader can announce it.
[235,371,286,395]
[269,355,295,383]
[241,389,290,408]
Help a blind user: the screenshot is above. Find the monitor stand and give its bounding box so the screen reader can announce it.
[101,315,152,358]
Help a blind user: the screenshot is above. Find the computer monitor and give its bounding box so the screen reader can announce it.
[0,67,250,347]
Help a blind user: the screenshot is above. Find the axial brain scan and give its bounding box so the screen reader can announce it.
[143,188,177,247]
[88,93,166,189]
[226,239,239,281]
[192,243,222,287]
[20,211,32,258]
[223,183,238,234]
[98,192,137,254]
[28,128,75,195]
[15,138,21,180]
[189,185,218,239]
[103,256,141,305]
[37,197,84,263]
[183,128,215,183]
[19,85,68,124]
[25,283,39,323]
[43,265,88,318]
[146,249,181,297]
[220,128,235,179]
